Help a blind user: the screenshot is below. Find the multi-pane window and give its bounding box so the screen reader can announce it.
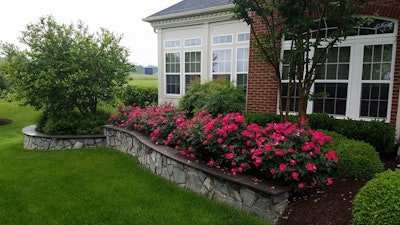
[165,40,180,48]
[237,47,249,89]
[213,35,233,45]
[360,44,392,118]
[313,47,350,115]
[212,49,232,81]
[165,52,180,94]
[280,17,396,121]
[185,51,201,91]
[185,38,201,47]
[237,33,250,42]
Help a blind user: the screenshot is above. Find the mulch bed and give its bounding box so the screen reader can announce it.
[276,154,400,225]
[0,118,12,126]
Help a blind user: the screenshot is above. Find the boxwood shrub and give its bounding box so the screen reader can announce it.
[351,170,400,225]
[323,132,384,179]
[245,113,280,125]
[334,119,396,155]
[306,113,337,131]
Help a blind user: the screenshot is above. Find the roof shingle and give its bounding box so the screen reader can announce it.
[146,0,231,19]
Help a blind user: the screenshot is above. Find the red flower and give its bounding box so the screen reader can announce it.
[234,115,245,123]
[292,172,299,180]
[325,150,339,163]
[326,177,334,185]
[225,153,235,160]
[208,160,215,167]
[270,168,276,175]
[274,149,285,156]
[289,159,297,166]
[279,163,287,172]
[306,163,317,171]
[298,182,305,189]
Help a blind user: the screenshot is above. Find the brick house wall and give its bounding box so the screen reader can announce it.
[246,1,400,126]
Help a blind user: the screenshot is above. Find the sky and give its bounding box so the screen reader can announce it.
[0,0,182,66]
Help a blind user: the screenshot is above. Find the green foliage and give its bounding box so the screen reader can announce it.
[351,170,400,225]
[245,113,280,125]
[306,113,337,131]
[334,119,396,154]
[121,85,157,108]
[179,80,246,116]
[325,136,384,179]
[37,110,110,135]
[1,15,131,118]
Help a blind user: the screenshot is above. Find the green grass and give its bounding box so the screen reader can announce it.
[0,100,271,225]
[128,74,158,87]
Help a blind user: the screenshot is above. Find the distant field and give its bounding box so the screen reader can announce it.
[129,74,158,87]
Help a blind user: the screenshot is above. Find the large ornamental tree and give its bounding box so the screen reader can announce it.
[0,15,132,118]
[230,0,365,121]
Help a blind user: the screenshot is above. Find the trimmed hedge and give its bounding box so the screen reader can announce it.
[321,130,384,179]
[351,170,400,225]
[121,85,158,108]
[334,119,396,155]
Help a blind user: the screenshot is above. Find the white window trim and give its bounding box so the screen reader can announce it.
[184,50,202,94]
[164,39,181,49]
[279,17,397,122]
[184,37,202,47]
[212,34,234,45]
[237,32,250,43]
[164,51,182,96]
[211,48,233,81]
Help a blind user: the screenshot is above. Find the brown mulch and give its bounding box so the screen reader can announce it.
[0,118,12,126]
[276,154,400,225]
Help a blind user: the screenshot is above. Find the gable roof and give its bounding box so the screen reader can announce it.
[144,0,232,22]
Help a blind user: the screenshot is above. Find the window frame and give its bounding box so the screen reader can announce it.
[164,51,182,95]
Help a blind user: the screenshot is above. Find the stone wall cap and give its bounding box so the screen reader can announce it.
[23,125,105,139]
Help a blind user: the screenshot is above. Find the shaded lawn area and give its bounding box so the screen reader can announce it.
[0,100,271,225]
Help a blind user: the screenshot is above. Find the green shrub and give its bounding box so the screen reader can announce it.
[351,170,400,225]
[121,85,157,108]
[245,113,280,125]
[306,113,337,130]
[37,110,110,135]
[179,80,245,116]
[334,119,396,154]
[326,137,384,179]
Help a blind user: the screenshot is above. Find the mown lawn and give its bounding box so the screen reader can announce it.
[128,74,158,87]
[0,100,271,225]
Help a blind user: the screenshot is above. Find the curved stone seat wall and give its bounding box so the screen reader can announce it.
[22,125,106,150]
[104,125,289,223]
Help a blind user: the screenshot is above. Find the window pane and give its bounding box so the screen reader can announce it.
[373,45,383,62]
[363,45,372,62]
[360,83,389,118]
[338,64,349,79]
[383,44,393,61]
[339,47,350,62]
[371,64,381,80]
[362,64,371,80]
[326,65,337,79]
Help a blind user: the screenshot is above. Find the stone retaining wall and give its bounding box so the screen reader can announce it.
[22,125,106,150]
[104,125,289,223]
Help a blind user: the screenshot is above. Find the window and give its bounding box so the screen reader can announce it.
[237,47,249,89]
[213,35,233,45]
[185,38,201,47]
[165,40,180,48]
[238,33,250,42]
[313,47,350,115]
[165,53,180,94]
[360,44,392,118]
[280,17,396,121]
[212,49,232,81]
[185,51,201,91]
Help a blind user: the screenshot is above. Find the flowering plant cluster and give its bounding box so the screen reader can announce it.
[109,105,339,192]
[108,104,187,145]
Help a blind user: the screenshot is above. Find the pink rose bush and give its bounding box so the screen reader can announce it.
[109,104,339,192]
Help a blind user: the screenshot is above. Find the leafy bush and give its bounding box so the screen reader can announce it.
[334,119,395,154]
[306,113,337,131]
[245,113,280,125]
[327,138,384,179]
[110,106,339,192]
[37,110,110,135]
[121,85,157,108]
[351,170,400,225]
[179,80,245,116]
